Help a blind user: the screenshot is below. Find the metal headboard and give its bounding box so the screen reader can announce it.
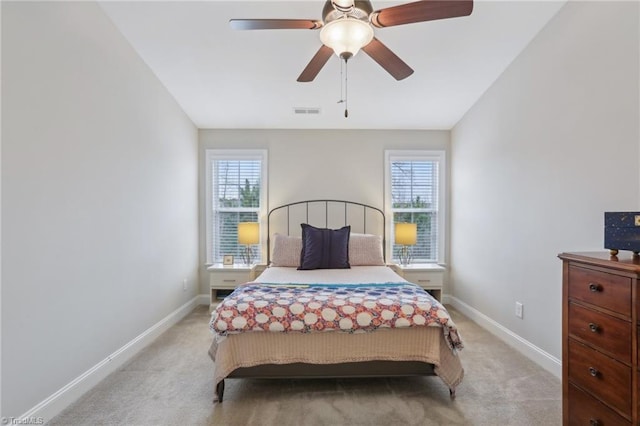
[267,199,386,264]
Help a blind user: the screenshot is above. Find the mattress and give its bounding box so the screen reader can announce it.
[253,265,409,285]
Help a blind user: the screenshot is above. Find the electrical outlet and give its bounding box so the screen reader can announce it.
[182,279,187,291]
[515,301,523,319]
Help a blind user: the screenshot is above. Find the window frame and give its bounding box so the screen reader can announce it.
[384,150,446,264]
[205,149,268,265]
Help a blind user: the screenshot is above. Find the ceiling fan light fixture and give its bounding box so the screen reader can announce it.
[319,18,373,59]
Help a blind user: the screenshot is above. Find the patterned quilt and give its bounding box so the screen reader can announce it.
[209,282,463,352]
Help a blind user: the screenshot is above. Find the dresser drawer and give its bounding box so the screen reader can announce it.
[402,270,443,288]
[210,271,250,289]
[568,303,632,363]
[568,384,631,425]
[568,266,631,315]
[568,340,632,416]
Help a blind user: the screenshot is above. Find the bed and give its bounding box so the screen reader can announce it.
[208,200,464,403]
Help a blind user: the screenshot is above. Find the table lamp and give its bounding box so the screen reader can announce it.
[238,222,259,265]
[395,223,417,266]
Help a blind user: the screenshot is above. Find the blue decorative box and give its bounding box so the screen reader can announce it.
[604,212,640,255]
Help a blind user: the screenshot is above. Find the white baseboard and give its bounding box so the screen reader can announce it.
[197,293,209,305]
[19,296,202,423]
[443,294,561,379]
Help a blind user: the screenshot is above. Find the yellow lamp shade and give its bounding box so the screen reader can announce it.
[238,222,259,245]
[395,223,417,245]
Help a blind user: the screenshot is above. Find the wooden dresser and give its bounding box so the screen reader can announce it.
[559,252,640,425]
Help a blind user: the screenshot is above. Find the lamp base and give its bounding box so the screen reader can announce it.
[241,246,254,266]
[399,246,412,266]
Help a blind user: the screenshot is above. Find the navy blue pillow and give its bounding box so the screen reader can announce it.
[298,224,351,270]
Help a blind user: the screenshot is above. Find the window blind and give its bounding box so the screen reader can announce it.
[206,152,265,264]
[390,158,440,263]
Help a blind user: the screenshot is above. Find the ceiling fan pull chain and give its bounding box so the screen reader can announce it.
[337,57,348,118]
[339,59,344,103]
[344,58,349,118]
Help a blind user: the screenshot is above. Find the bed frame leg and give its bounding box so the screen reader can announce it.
[449,388,456,399]
[214,380,225,403]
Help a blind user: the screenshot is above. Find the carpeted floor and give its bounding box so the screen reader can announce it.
[48,305,561,426]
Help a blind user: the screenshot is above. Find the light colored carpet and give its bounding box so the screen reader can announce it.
[48,305,561,426]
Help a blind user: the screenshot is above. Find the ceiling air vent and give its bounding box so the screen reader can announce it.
[293,107,321,115]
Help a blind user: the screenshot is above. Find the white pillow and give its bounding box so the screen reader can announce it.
[349,233,385,266]
[270,233,302,267]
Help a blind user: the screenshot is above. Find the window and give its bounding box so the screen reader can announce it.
[205,150,267,264]
[385,150,445,263]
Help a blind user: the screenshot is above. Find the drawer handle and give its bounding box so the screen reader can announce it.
[589,419,600,426]
[588,367,599,377]
[418,279,431,283]
[222,279,236,283]
[588,283,602,293]
[588,323,599,333]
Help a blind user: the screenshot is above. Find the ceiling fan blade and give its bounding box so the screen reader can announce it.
[362,38,414,81]
[297,45,334,82]
[370,0,473,28]
[230,19,322,30]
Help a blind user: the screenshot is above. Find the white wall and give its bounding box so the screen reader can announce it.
[2,2,198,417]
[451,1,639,367]
[198,129,450,292]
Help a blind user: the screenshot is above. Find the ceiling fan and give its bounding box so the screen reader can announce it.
[230,0,473,82]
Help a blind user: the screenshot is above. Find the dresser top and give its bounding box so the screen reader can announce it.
[559,251,640,273]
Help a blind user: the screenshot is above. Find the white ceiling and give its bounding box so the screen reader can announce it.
[99,0,566,130]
